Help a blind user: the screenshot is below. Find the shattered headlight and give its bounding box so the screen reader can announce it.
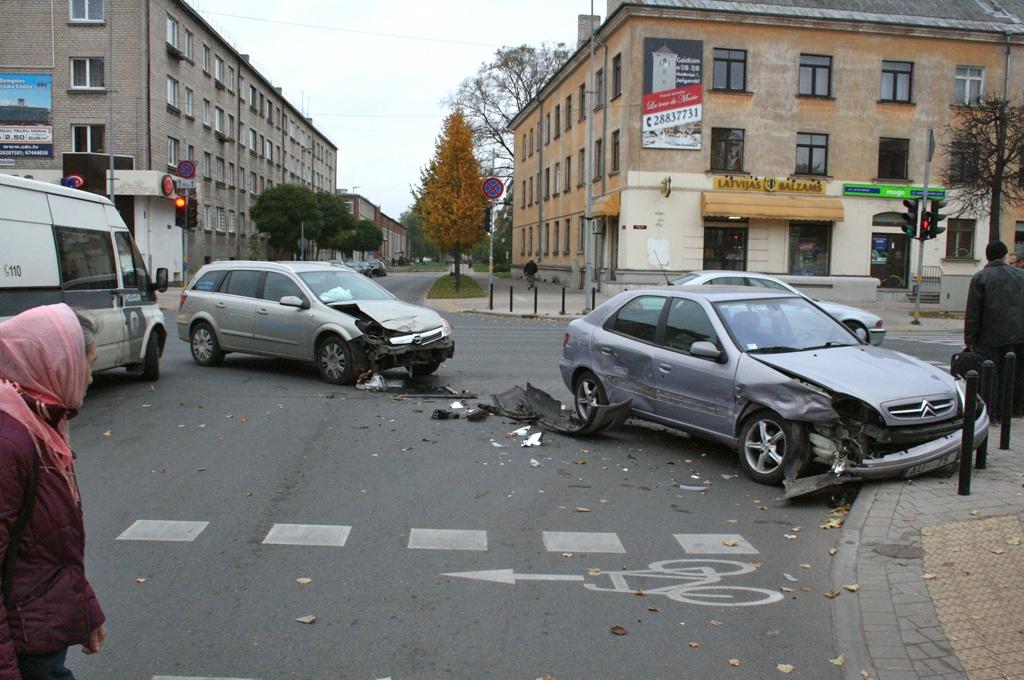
[955,378,966,412]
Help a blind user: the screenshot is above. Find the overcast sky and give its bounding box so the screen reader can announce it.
[189,0,594,218]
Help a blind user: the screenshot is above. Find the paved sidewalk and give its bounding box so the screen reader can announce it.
[835,427,1024,680]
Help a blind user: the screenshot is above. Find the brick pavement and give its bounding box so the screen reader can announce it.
[838,427,1024,680]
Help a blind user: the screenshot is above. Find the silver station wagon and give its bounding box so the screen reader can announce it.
[177,261,454,384]
[560,287,989,497]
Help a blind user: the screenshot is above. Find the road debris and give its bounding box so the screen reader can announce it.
[609,626,628,636]
[728,659,742,667]
[783,573,798,582]
[510,426,531,437]
[295,615,317,624]
[843,584,860,592]
[355,373,387,391]
[296,578,312,585]
[431,409,459,420]
[450,401,465,410]
[530,458,541,468]
[776,663,794,674]
[483,383,632,436]
[829,654,846,666]
[521,432,543,447]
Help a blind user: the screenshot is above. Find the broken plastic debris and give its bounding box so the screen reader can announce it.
[510,426,531,436]
[783,573,798,582]
[296,577,312,585]
[450,401,465,409]
[521,432,543,447]
[776,663,794,674]
[485,383,631,436]
[355,373,387,391]
[295,615,317,624]
[490,441,505,448]
[530,458,541,468]
[431,409,459,420]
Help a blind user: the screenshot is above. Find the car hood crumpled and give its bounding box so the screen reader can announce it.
[752,345,955,405]
[338,300,445,333]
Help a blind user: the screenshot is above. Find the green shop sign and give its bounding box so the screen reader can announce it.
[842,183,946,200]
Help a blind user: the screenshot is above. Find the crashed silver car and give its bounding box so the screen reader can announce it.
[560,287,989,497]
[176,261,454,384]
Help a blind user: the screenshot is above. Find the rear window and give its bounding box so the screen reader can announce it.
[54,226,117,291]
[222,270,263,298]
[610,295,665,343]
[192,270,226,292]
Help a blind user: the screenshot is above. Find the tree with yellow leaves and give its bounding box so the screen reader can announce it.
[417,110,487,288]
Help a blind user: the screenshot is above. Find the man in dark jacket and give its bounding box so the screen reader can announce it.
[965,240,1024,421]
[523,259,538,289]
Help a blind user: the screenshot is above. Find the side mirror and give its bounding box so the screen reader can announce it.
[690,341,722,361]
[155,267,169,293]
[280,295,309,309]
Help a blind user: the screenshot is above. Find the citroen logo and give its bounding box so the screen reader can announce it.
[919,400,937,418]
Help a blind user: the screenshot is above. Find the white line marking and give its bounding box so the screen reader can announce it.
[262,524,351,547]
[116,520,209,542]
[674,533,759,555]
[542,531,626,553]
[152,676,259,679]
[408,528,488,551]
[443,569,585,584]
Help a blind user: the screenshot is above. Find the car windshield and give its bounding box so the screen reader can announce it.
[299,270,395,303]
[670,273,699,285]
[716,297,857,353]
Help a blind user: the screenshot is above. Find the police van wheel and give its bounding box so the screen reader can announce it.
[140,333,160,381]
[190,322,224,367]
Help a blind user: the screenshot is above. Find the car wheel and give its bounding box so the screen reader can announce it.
[573,370,608,423]
[140,332,160,381]
[411,360,441,377]
[737,409,807,485]
[317,334,355,385]
[190,322,224,367]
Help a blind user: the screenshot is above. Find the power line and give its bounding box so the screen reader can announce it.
[202,11,502,48]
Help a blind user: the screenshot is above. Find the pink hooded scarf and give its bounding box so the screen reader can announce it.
[0,304,88,498]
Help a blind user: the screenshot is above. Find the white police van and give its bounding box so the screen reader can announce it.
[0,174,169,379]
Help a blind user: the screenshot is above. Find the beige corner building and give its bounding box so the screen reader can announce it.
[511,0,1024,300]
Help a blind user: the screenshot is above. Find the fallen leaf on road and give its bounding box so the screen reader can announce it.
[830,654,846,666]
[728,659,741,667]
[843,584,860,592]
[780,586,795,593]
[777,663,794,674]
[1008,537,1022,545]
[726,519,738,524]
[799,563,811,569]
[587,568,602,575]
[575,507,591,513]
[820,517,844,529]
[142,404,151,408]
[790,527,802,532]
[102,430,111,437]
[561,553,574,558]
[530,459,541,468]
[295,615,316,624]
[296,578,312,585]
[722,539,739,547]
[860,672,875,680]
[196,467,207,472]
[688,641,701,648]
[711,620,722,626]
[970,510,979,516]
[573,460,587,465]
[135,578,147,584]
[648,607,659,612]
[829,548,838,556]
[239,416,249,424]
[990,548,1006,555]
[609,626,628,636]
[823,590,840,598]
[922,573,938,580]
[784,534,798,540]
[634,589,645,596]
[801,587,812,592]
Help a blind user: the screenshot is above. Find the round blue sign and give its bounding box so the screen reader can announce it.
[482,176,504,200]
[177,160,196,179]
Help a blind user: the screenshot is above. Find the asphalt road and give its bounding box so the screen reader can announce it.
[63,271,968,680]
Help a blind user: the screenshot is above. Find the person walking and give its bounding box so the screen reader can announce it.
[0,304,106,680]
[965,241,1024,421]
[523,259,538,290]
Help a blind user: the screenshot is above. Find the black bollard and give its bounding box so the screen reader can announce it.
[1000,352,1016,450]
[560,287,566,315]
[977,360,995,469]
[488,282,494,311]
[509,285,513,313]
[591,287,596,311]
[959,370,979,496]
[533,284,538,315]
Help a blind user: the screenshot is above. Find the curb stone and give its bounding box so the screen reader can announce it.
[835,482,880,680]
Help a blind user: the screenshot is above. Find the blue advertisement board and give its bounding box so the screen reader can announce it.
[0,74,53,158]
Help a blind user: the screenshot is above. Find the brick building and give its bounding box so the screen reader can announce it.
[511,0,1024,298]
[0,0,336,283]
[336,190,407,260]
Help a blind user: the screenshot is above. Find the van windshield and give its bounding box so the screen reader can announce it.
[299,270,395,303]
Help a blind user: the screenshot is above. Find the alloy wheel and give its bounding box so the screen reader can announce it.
[744,419,786,474]
[320,342,346,381]
[192,327,213,362]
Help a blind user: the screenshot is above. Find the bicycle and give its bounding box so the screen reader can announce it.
[583,559,784,607]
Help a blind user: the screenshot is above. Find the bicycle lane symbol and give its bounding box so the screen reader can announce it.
[443,559,783,607]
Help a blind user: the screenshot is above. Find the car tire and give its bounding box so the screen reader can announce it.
[140,332,160,381]
[411,360,441,377]
[317,334,355,385]
[737,408,808,486]
[190,322,224,367]
[573,370,608,423]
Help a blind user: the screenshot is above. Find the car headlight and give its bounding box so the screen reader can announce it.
[955,379,966,410]
[441,317,452,336]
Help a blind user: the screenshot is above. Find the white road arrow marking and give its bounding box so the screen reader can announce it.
[442,569,585,585]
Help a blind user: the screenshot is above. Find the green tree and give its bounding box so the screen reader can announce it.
[418,110,487,286]
[249,184,322,258]
[338,218,383,257]
[316,191,355,257]
[400,208,439,261]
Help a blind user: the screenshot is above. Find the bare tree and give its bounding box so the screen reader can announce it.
[944,97,1024,242]
[446,43,571,180]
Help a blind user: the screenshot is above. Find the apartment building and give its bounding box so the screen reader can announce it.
[0,0,336,283]
[510,0,1024,296]
[336,190,407,260]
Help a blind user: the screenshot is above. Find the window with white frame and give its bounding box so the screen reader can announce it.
[71,125,103,152]
[239,213,246,235]
[249,128,257,150]
[203,205,212,231]
[183,30,192,59]
[248,85,257,108]
[214,107,223,133]
[239,165,245,187]
[259,134,265,156]
[228,66,235,91]
[265,140,273,161]
[578,215,585,252]
[227,114,234,139]
[70,0,103,21]
[216,207,226,232]
[186,144,194,161]
[71,58,104,89]
[203,151,211,178]
[215,157,225,183]
[202,44,210,72]
[202,99,210,126]
[228,210,236,233]
[955,66,984,106]
[184,88,193,116]
[214,55,224,82]
[228,162,234,187]
[166,76,178,108]
[249,171,256,192]
[166,15,178,47]
[167,137,179,167]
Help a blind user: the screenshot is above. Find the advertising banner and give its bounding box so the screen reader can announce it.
[842,183,946,200]
[0,74,53,159]
[642,38,703,149]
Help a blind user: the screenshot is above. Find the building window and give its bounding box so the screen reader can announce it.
[796,132,828,175]
[229,211,236,234]
[203,205,212,231]
[612,53,622,97]
[595,69,605,109]
[266,140,273,161]
[167,137,179,167]
[578,215,586,252]
[798,54,831,97]
[564,217,570,254]
[239,165,245,187]
[554,163,561,195]
[535,123,541,152]
[611,130,620,172]
[214,107,224,133]
[946,219,975,259]
[228,66,235,91]
[216,207,226,232]
[877,137,909,180]
[578,148,585,186]
[528,176,533,205]
[249,171,256,193]
[249,85,257,108]
[593,138,603,179]
[710,128,744,172]
[166,15,178,47]
[184,88,193,116]
[712,48,747,91]
[202,45,210,73]
[70,0,103,21]
[166,77,178,108]
[71,124,103,152]
[202,99,210,126]
[544,222,550,255]
[565,155,572,192]
[955,66,984,106]
[544,167,550,199]
[949,142,980,182]
[528,128,534,156]
[70,58,104,89]
[186,144,194,161]
[183,30,192,60]
[227,114,234,139]
[880,61,913,102]
[259,134,265,156]
[554,221,560,255]
[202,151,211,178]
[521,180,526,208]
[554,105,561,138]
[215,157,225,183]
[579,83,586,121]
[703,225,747,270]
[521,134,526,160]
[566,95,572,130]
[214,55,224,83]
[249,128,257,150]
[789,223,831,275]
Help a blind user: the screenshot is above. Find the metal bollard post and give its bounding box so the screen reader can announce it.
[560,287,566,315]
[591,287,596,311]
[959,370,979,496]
[488,282,494,311]
[977,360,995,469]
[533,284,538,315]
[1000,352,1016,450]
[509,285,513,313]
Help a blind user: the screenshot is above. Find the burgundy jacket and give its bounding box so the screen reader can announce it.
[0,393,104,678]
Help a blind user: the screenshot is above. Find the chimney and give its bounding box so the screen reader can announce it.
[274,86,282,94]
[240,54,250,63]
[577,14,601,48]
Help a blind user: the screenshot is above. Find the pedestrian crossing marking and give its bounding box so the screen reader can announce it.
[262,523,351,547]
[408,528,488,551]
[116,520,209,542]
[674,533,759,555]
[885,331,963,346]
[153,677,258,680]
[542,531,626,554]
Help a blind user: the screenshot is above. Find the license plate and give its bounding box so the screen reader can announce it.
[903,451,958,478]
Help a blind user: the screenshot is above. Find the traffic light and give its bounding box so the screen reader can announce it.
[186,196,199,230]
[927,198,948,240]
[901,199,919,239]
[481,206,492,233]
[174,196,187,228]
[919,211,932,241]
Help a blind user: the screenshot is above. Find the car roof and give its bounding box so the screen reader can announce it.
[621,285,799,302]
[678,270,780,279]
[197,260,354,274]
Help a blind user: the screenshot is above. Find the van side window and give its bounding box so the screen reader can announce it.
[54,226,117,290]
[192,270,226,292]
[114,232,150,296]
[222,270,263,298]
[262,273,304,303]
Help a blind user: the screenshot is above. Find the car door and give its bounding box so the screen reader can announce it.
[590,295,666,416]
[113,231,152,363]
[649,296,737,438]
[215,270,264,352]
[254,272,315,358]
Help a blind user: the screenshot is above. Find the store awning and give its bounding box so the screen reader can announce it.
[592,191,620,217]
[701,192,844,221]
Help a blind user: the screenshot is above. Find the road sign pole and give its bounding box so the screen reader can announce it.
[912,128,934,326]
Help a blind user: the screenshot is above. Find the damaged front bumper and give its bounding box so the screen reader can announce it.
[358,323,455,368]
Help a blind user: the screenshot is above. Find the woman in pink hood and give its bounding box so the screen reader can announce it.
[0,304,106,680]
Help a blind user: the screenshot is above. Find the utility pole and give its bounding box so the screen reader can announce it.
[106,0,115,202]
[583,0,597,310]
[911,128,935,325]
